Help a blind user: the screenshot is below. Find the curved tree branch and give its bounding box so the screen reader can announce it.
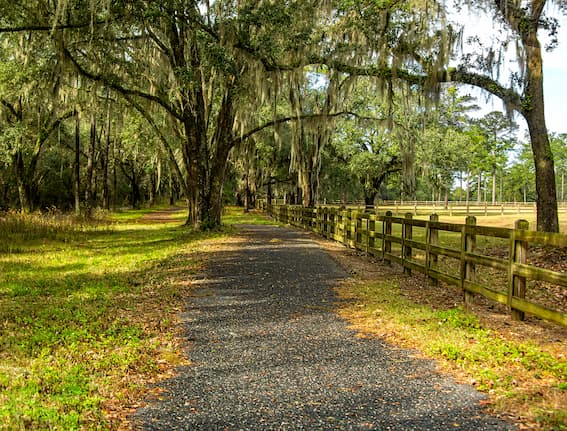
[438,68,524,114]
[59,44,182,120]
[0,20,113,33]
[231,110,386,148]
[122,94,189,198]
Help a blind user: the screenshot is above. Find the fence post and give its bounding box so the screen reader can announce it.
[383,210,392,265]
[369,213,377,254]
[402,213,413,275]
[344,208,351,246]
[327,207,332,238]
[332,207,338,239]
[331,207,337,241]
[461,216,476,309]
[509,219,529,321]
[426,214,439,286]
[351,210,359,248]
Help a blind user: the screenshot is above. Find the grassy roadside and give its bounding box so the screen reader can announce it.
[335,272,567,430]
[0,207,271,430]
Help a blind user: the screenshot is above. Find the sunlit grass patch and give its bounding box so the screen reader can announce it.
[222,207,276,226]
[336,279,567,430]
[0,207,240,430]
[0,210,112,253]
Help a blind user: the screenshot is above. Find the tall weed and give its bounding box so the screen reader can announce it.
[0,209,111,252]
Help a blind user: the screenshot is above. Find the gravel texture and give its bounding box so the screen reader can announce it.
[132,224,515,430]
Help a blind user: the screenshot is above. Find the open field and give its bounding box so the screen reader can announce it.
[422,213,567,233]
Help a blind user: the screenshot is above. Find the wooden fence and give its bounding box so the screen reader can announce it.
[267,204,567,327]
[258,200,567,216]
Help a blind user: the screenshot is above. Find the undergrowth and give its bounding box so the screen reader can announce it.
[0,209,112,252]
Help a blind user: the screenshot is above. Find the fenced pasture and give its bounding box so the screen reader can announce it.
[262,200,567,229]
[267,204,567,328]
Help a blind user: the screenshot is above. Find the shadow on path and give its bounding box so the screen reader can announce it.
[132,224,515,430]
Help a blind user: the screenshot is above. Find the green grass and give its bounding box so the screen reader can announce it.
[0,206,266,430]
[337,279,567,430]
[221,207,278,226]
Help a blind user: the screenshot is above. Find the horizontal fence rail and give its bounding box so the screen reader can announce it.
[257,200,567,216]
[267,204,567,327]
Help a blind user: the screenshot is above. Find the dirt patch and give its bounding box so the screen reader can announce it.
[138,207,185,223]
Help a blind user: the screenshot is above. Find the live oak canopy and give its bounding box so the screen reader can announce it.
[0,0,564,232]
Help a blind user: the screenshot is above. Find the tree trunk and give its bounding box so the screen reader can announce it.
[524,185,527,203]
[267,178,273,207]
[401,138,416,201]
[13,150,31,212]
[148,172,156,207]
[169,175,176,206]
[524,185,528,203]
[300,169,314,207]
[243,167,251,212]
[85,113,96,216]
[561,171,564,203]
[492,170,496,204]
[74,111,81,216]
[522,16,559,232]
[184,90,235,230]
[499,171,503,203]
[112,138,118,211]
[131,165,141,210]
[102,105,111,210]
[528,120,559,232]
[466,171,470,212]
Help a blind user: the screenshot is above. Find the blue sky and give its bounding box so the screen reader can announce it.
[454,8,567,136]
[542,39,567,134]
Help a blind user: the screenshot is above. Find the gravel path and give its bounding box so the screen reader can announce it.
[132,224,515,430]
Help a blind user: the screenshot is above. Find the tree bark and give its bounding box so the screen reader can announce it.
[492,170,496,204]
[561,171,564,203]
[74,111,81,216]
[85,112,96,216]
[102,104,111,210]
[13,150,31,212]
[522,20,559,232]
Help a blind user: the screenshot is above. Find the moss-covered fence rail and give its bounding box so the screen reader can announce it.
[267,205,567,327]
